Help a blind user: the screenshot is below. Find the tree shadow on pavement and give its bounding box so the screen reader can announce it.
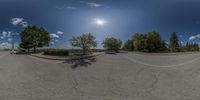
[63,57,97,69]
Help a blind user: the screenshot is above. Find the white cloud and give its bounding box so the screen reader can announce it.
[21,21,28,27]
[50,31,63,45]
[180,41,184,44]
[189,36,196,40]
[1,42,9,46]
[2,31,11,37]
[2,31,7,37]
[0,36,4,39]
[56,6,76,10]
[11,18,23,26]
[51,41,55,45]
[0,42,11,49]
[11,18,28,27]
[66,6,76,9]
[87,2,102,7]
[189,34,200,40]
[55,39,59,42]
[57,31,64,35]
[7,38,13,42]
[0,42,18,50]
[50,33,59,38]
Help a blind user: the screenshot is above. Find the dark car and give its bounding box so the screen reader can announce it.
[105,50,116,54]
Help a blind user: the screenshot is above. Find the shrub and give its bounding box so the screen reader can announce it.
[43,49,69,56]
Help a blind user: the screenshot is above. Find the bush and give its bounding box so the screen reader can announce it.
[4,49,11,51]
[43,49,69,56]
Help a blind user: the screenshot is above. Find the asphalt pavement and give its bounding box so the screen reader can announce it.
[0,51,200,100]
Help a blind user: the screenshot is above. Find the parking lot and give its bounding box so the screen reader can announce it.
[0,51,200,100]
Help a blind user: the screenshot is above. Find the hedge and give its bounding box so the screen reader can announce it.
[43,49,69,56]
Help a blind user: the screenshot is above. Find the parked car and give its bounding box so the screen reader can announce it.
[105,50,116,54]
[10,50,19,54]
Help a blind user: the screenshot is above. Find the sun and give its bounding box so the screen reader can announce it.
[96,20,104,25]
[95,19,106,26]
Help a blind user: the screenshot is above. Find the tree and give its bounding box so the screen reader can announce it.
[132,33,147,52]
[19,42,33,52]
[185,42,199,51]
[70,33,97,55]
[146,31,167,52]
[102,37,122,52]
[169,32,180,52]
[132,32,167,52]
[20,25,51,53]
[123,39,134,51]
[160,40,168,52]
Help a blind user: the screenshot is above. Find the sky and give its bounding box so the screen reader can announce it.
[1,0,200,49]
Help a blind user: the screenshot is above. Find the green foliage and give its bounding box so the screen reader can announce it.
[3,49,11,51]
[169,32,180,52]
[123,39,134,51]
[160,40,168,52]
[132,33,147,52]
[131,32,167,52]
[146,31,167,52]
[19,42,33,50]
[70,33,97,55]
[180,42,199,51]
[20,25,51,52]
[102,37,122,52]
[124,31,199,53]
[43,49,69,56]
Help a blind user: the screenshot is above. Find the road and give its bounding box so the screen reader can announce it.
[0,52,200,100]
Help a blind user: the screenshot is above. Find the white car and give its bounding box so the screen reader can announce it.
[10,50,18,54]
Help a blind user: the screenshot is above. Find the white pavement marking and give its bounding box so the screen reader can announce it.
[132,52,197,57]
[120,54,200,68]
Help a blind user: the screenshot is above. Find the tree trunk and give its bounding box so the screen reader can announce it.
[33,46,36,53]
[83,47,86,55]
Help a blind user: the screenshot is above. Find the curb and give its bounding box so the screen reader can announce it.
[30,52,104,61]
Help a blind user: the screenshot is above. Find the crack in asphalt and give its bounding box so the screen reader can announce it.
[134,67,163,98]
[5,52,200,100]
[73,78,79,93]
[64,65,80,95]
[150,72,160,92]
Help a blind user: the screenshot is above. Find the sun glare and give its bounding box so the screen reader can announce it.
[95,19,106,26]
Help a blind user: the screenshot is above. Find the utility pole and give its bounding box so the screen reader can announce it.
[12,41,14,51]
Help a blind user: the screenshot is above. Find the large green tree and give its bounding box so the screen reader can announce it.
[70,33,97,55]
[131,32,167,52]
[123,39,134,51]
[20,25,51,53]
[132,33,147,52]
[169,32,180,52]
[102,37,122,52]
[146,31,167,52]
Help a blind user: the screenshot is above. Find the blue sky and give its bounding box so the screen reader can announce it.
[1,0,200,49]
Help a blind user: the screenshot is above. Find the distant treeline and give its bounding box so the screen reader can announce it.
[37,48,106,53]
[123,32,199,52]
